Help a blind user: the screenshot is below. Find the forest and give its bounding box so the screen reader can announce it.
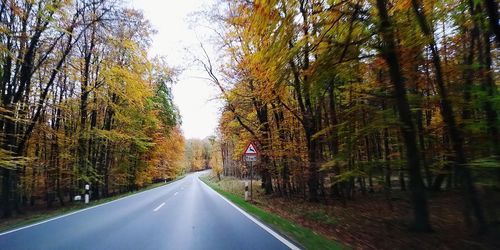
[200,0,500,236]
[184,137,222,175]
[1,0,499,248]
[0,0,185,218]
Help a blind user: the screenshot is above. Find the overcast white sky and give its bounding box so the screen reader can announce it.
[128,0,220,140]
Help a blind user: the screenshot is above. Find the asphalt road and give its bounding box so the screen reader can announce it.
[0,171,298,250]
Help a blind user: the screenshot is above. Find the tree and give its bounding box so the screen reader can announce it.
[203,0,498,233]
[0,0,184,217]
[374,0,431,232]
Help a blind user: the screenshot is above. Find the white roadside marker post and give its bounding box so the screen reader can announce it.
[84,184,90,204]
[245,181,249,201]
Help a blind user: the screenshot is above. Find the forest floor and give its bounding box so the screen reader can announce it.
[204,175,500,250]
[0,176,185,234]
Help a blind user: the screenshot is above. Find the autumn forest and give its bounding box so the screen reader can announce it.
[202,0,499,245]
[1,0,499,248]
[0,0,185,218]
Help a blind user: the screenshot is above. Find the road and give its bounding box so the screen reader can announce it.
[0,171,298,250]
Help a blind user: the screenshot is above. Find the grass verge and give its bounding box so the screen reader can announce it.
[200,175,343,250]
[0,175,185,234]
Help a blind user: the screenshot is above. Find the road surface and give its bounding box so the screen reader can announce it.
[0,171,298,250]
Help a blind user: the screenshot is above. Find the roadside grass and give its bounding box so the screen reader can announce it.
[0,175,185,234]
[303,210,338,226]
[200,174,343,250]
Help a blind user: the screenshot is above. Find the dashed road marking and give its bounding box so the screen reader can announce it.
[153,202,165,212]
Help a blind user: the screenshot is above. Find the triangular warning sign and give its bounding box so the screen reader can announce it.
[244,143,258,155]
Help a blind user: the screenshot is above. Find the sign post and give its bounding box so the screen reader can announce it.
[250,161,253,201]
[243,142,258,201]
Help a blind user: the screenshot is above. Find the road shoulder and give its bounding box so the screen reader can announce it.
[199,174,343,250]
[0,175,186,235]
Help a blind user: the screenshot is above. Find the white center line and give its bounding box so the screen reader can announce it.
[153,202,165,212]
[174,192,178,196]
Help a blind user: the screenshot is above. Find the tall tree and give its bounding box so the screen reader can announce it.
[374,0,431,232]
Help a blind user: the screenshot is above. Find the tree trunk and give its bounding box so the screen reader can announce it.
[411,0,486,232]
[306,129,319,202]
[376,0,431,231]
[483,0,500,46]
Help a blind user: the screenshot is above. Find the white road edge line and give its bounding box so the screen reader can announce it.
[0,177,185,236]
[153,202,165,212]
[198,177,301,250]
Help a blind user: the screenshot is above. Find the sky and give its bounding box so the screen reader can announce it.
[128,0,220,140]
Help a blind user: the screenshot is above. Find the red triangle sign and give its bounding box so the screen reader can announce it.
[244,142,258,155]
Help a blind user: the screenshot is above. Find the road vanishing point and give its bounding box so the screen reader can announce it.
[0,171,300,250]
